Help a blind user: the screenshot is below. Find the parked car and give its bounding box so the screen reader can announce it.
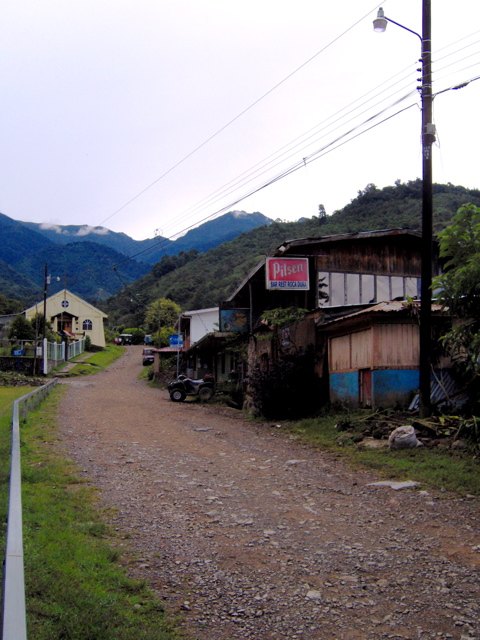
[167,374,214,402]
[142,348,155,365]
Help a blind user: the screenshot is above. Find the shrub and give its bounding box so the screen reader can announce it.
[248,348,318,419]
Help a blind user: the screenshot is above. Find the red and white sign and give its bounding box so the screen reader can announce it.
[265,257,310,291]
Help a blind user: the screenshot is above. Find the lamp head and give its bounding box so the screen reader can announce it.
[373,7,388,33]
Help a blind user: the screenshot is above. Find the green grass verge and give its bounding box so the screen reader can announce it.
[0,386,181,640]
[283,411,480,496]
[56,345,125,377]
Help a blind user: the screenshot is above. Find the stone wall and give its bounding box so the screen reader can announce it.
[0,357,37,375]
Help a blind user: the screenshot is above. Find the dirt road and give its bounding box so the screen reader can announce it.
[57,346,480,640]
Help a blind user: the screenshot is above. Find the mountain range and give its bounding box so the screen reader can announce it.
[101,179,480,328]
[0,210,272,305]
[3,180,480,325]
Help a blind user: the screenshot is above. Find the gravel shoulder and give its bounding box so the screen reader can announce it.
[57,346,480,640]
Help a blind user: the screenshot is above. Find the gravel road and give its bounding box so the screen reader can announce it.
[57,345,480,640]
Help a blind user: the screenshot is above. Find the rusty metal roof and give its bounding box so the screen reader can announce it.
[320,300,446,326]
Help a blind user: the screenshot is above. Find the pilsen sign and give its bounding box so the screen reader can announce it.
[265,257,310,291]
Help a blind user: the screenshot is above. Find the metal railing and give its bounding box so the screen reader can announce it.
[68,338,85,359]
[2,379,58,640]
[1,338,85,375]
[46,340,65,365]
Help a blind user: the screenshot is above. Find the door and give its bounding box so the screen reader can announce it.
[359,368,372,408]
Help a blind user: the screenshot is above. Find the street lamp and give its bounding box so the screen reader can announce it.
[374,2,435,418]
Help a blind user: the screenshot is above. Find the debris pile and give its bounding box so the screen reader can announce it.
[335,410,476,450]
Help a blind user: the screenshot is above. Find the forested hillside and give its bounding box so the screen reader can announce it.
[0,209,272,309]
[104,180,480,328]
[17,241,150,302]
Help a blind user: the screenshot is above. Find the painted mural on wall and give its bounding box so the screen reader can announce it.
[220,309,249,332]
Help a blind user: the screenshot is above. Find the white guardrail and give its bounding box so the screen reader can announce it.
[2,379,58,640]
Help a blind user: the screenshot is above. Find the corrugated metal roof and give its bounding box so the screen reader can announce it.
[321,300,445,326]
[276,228,422,252]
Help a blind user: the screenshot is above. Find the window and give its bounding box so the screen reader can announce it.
[318,270,420,306]
[346,273,360,305]
[83,319,93,331]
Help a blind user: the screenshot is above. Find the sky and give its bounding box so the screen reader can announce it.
[1,1,480,242]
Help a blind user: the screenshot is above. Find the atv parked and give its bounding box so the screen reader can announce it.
[168,374,214,402]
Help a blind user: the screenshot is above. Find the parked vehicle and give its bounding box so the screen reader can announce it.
[142,348,155,366]
[168,374,214,402]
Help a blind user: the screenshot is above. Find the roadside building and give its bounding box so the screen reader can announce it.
[320,301,448,409]
[24,289,107,348]
[177,307,243,382]
[221,228,442,411]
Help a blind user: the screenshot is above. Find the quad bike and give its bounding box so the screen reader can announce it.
[168,374,215,402]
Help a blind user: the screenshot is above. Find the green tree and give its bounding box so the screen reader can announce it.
[145,298,181,333]
[30,312,55,341]
[8,315,35,340]
[433,204,480,373]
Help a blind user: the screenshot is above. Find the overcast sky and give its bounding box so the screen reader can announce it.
[1,0,479,241]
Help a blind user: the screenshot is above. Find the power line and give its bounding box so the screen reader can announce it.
[110,91,419,271]
[105,27,480,270]
[155,40,480,240]
[97,1,385,231]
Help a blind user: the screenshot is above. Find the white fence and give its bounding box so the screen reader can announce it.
[0,338,85,375]
[43,337,85,373]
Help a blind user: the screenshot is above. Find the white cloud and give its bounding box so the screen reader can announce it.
[75,226,110,237]
[39,223,64,234]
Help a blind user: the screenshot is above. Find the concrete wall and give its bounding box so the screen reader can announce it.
[185,308,219,345]
[330,368,419,408]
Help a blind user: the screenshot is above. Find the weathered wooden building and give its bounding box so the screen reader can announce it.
[221,228,441,410]
[320,301,447,409]
[224,229,437,328]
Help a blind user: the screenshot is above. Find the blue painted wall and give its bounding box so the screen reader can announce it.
[330,369,419,408]
[372,369,419,407]
[330,372,359,406]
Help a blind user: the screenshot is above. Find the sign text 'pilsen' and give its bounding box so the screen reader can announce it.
[265,257,310,291]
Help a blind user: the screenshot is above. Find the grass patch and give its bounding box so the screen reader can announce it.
[1,386,180,640]
[58,345,124,377]
[0,387,31,417]
[283,410,480,496]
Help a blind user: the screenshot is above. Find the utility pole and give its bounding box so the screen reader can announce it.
[419,0,434,418]
[373,2,434,417]
[43,263,48,343]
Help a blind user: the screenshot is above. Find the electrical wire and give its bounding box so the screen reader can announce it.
[96,1,385,232]
[104,23,480,271]
[159,64,420,236]
[109,89,418,270]
[155,42,480,240]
